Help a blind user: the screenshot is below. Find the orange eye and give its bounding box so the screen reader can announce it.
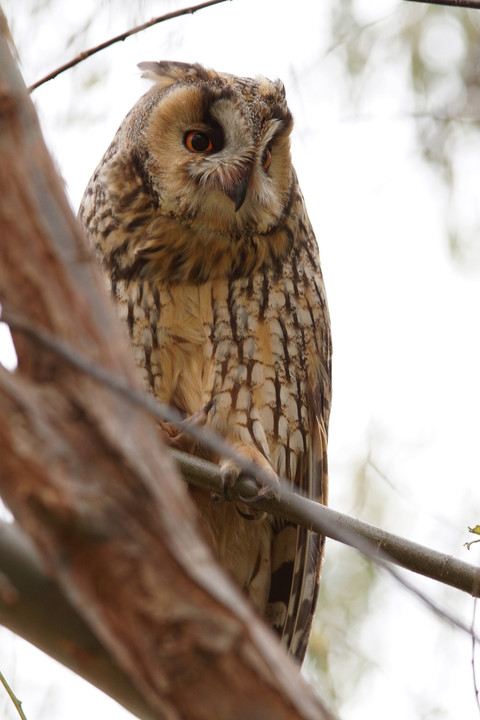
[262,147,272,171]
[184,131,213,153]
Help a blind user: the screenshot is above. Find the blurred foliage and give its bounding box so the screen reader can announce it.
[327,0,480,267]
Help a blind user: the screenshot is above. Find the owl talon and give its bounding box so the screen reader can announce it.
[237,492,266,505]
[222,484,233,502]
[235,502,258,520]
[221,464,239,502]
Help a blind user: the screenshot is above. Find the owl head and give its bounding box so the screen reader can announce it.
[134,61,294,235]
[87,61,298,283]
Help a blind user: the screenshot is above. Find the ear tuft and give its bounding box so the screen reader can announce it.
[138,61,211,90]
[273,79,286,100]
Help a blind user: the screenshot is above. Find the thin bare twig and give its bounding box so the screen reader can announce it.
[0,670,28,720]
[404,0,480,8]
[24,0,480,94]
[472,599,480,714]
[28,0,230,93]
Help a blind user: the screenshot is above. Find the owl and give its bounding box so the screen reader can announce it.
[79,61,332,662]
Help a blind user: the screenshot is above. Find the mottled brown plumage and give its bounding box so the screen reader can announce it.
[79,61,332,662]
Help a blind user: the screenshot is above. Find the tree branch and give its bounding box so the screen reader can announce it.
[28,0,230,92]
[174,450,480,598]
[175,450,480,640]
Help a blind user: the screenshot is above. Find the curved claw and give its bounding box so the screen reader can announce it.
[237,492,266,505]
[234,503,257,520]
[221,465,239,502]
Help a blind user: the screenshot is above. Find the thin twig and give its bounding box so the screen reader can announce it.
[472,599,480,714]
[0,670,28,720]
[4,309,480,646]
[28,0,230,93]
[404,0,480,8]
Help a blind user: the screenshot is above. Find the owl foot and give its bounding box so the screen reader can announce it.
[218,447,280,518]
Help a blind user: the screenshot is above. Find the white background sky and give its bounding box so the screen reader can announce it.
[1,0,480,718]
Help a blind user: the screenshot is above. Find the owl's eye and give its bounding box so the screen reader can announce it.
[262,147,272,171]
[184,131,213,153]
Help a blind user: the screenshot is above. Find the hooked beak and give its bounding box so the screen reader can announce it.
[224,175,249,212]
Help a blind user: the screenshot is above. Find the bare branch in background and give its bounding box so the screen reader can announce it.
[471,600,480,713]
[0,667,28,720]
[404,0,480,9]
[28,0,230,92]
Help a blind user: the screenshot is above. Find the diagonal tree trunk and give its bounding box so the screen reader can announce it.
[0,9,336,720]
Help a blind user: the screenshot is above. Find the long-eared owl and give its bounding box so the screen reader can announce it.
[79,61,332,662]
